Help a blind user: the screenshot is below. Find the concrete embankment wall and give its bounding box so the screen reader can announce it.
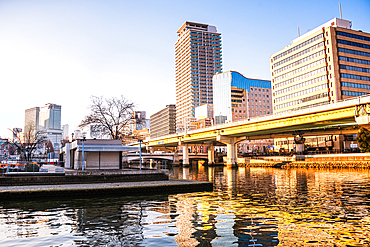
[0,179,214,200]
[0,170,169,186]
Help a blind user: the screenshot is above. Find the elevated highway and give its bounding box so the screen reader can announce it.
[143,95,370,166]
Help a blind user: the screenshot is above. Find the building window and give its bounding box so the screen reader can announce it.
[342,90,368,96]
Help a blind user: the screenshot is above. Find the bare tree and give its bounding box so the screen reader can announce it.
[45,140,55,154]
[10,122,47,161]
[79,95,137,140]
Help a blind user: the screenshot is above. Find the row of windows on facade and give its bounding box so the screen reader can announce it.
[191,60,222,65]
[342,91,368,96]
[275,92,329,110]
[273,49,325,75]
[339,56,370,66]
[250,88,269,92]
[191,64,222,68]
[190,33,221,39]
[273,41,324,69]
[189,43,221,48]
[232,105,270,110]
[337,31,370,42]
[273,33,324,61]
[342,81,370,90]
[341,73,370,81]
[274,67,327,89]
[273,30,370,63]
[274,58,325,82]
[276,101,330,114]
[234,111,270,117]
[340,64,370,74]
[249,94,269,98]
[275,83,328,103]
[233,100,270,105]
[190,31,221,37]
[339,48,370,58]
[189,47,222,52]
[190,39,221,45]
[338,39,370,50]
[190,57,222,62]
[275,75,327,96]
[189,35,221,41]
[190,49,223,55]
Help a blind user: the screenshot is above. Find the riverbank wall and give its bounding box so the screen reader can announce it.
[0,179,214,200]
[0,169,169,186]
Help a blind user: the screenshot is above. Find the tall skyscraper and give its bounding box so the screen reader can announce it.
[270,18,370,114]
[24,103,62,151]
[175,21,222,132]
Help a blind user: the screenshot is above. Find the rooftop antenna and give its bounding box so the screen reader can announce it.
[339,3,342,19]
[298,27,300,37]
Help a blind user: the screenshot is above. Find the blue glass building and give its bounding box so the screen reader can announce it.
[213,71,272,124]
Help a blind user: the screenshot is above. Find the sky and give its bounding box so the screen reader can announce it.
[0,0,369,138]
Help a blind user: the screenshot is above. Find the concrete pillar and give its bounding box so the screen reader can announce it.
[217,136,246,168]
[208,145,215,165]
[183,144,189,167]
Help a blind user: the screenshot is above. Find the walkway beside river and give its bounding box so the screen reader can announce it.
[0,179,213,200]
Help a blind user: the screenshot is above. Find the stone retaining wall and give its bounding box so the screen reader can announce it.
[0,171,168,186]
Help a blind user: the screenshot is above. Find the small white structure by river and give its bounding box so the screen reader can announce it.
[61,139,139,170]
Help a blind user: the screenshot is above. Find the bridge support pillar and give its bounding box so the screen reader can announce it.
[217,136,246,167]
[183,144,189,167]
[207,145,215,165]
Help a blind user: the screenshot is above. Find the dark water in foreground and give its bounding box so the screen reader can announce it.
[1,165,370,246]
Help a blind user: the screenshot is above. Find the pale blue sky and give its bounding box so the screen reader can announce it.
[0,0,369,138]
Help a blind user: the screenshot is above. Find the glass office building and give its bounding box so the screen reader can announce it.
[213,71,272,124]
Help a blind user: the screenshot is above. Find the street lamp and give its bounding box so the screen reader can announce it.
[139,139,142,170]
[81,136,86,171]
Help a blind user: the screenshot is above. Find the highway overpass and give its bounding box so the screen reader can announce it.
[142,95,370,166]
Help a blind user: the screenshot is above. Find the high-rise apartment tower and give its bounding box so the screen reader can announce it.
[175,21,222,132]
[270,18,370,114]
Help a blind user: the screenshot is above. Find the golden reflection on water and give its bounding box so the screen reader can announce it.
[170,166,370,246]
[1,167,370,246]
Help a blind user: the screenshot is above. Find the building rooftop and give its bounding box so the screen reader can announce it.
[292,17,352,44]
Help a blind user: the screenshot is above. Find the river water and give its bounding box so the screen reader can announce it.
[1,165,370,246]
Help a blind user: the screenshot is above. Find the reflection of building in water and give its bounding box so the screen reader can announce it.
[273,169,299,204]
[174,195,199,246]
[225,167,238,195]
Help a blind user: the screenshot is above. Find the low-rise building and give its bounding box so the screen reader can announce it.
[60,139,138,170]
[150,105,176,139]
